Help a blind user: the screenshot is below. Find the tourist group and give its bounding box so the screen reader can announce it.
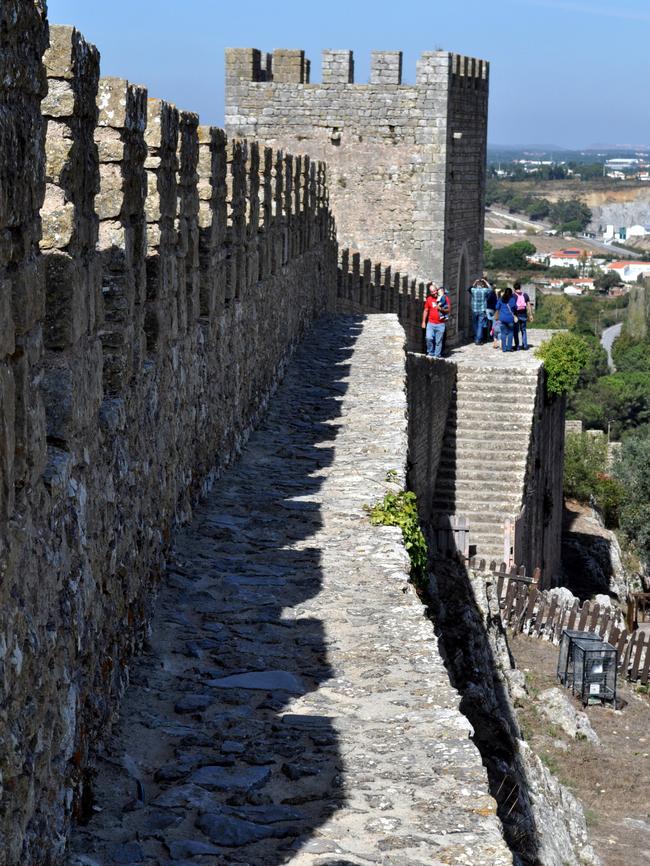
[421,279,534,357]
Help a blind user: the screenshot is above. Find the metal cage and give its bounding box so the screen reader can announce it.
[557,629,602,688]
[571,638,618,706]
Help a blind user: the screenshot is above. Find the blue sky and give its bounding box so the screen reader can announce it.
[46,0,649,148]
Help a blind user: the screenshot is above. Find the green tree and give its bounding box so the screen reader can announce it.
[549,198,592,232]
[531,294,577,329]
[576,163,605,181]
[483,240,494,269]
[614,434,650,562]
[490,240,536,269]
[528,198,551,221]
[611,334,650,373]
[570,372,650,436]
[594,271,622,292]
[536,332,590,396]
[575,334,609,386]
[564,432,623,527]
[546,265,579,278]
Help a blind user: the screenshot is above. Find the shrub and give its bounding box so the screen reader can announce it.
[530,295,577,330]
[611,333,650,373]
[536,332,590,396]
[569,371,650,436]
[564,432,623,527]
[366,488,427,586]
[614,434,650,564]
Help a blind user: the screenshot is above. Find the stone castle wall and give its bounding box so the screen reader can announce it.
[515,380,566,585]
[0,18,336,863]
[337,238,565,583]
[225,47,489,343]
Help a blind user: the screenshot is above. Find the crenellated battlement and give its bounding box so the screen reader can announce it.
[226,46,488,87]
[226,44,489,323]
[1,18,337,865]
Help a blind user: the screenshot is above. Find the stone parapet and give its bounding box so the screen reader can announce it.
[95,76,148,394]
[0,17,337,865]
[336,247,426,351]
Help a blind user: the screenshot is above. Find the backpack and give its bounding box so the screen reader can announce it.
[515,292,527,311]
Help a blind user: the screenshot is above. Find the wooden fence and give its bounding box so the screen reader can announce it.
[431,515,470,559]
[467,558,650,686]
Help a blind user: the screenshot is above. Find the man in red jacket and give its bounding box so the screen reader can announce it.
[421,283,451,357]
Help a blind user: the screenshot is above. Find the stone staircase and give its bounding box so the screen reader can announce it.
[432,363,541,562]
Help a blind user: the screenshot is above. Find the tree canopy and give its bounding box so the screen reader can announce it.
[614,434,650,564]
[535,332,591,396]
[484,240,536,270]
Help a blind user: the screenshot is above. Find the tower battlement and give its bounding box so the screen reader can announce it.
[226,45,489,339]
[226,48,490,88]
[226,47,489,88]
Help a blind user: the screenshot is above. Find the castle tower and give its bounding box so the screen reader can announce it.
[225,48,489,342]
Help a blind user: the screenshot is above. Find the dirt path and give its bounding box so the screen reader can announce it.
[510,635,650,866]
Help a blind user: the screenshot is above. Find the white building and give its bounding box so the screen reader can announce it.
[548,248,592,269]
[603,260,650,282]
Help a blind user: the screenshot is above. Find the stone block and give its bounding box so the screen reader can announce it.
[95,126,125,163]
[96,163,124,220]
[9,257,45,338]
[97,77,130,128]
[0,361,16,518]
[43,25,77,79]
[0,278,15,357]
[40,184,74,250]
[44,119,74,183]
[370,51,402,85]
[272,49,307,84]
[42,251,85,349]
[42,78,75,117]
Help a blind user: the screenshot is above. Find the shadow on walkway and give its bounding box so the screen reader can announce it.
[66,317,365,865]
[423,521,543,865]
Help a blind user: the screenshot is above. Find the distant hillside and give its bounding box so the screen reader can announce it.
[489,178,650,232]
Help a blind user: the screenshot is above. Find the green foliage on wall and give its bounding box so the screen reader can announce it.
[366,487,427,586]
[536,332,590,396]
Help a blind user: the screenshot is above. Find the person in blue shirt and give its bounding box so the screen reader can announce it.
[495,286,517,352]
[468,278,491,345]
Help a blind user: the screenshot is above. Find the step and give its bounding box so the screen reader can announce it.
[438,460,526,472]
[436,468,525,486]
[447,406,535,423]
[442,423,533,442]
[431,495,520,513]
[432,511,506,532]
[435,475,523,491]
[456,361,541,382]
[437,450,528,467]
[433,483,523,502]
[454,379,539,396]
[452,399,537,415]
[431,512,517,529]
[466,531,513,547]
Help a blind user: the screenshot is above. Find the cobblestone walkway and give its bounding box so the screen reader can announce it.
[66,316,511,866]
